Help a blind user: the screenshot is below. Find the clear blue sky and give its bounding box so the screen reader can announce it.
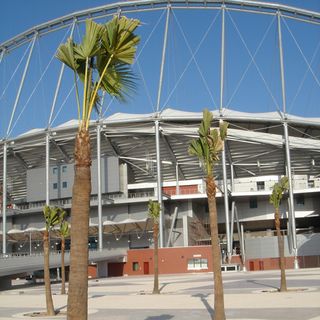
[0,1,320,138]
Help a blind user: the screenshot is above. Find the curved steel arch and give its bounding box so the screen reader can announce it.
[0,0,319,54]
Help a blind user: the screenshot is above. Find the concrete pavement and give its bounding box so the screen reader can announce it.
[0,268,319,319]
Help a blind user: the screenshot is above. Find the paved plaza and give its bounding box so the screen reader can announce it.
[0,268,319,319]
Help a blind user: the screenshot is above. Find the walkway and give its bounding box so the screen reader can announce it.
[0,268,319,319]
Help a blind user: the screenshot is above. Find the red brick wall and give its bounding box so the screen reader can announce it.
[88,265,97,278]
[123,246,320,276]
[163,185,199,196]
[124,246,215,275]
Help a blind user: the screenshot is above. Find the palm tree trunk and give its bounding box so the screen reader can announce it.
[207,176,226,320]
[275,208,287,292]
[152,222,160,294]
[61,237,66,295]
[43,230,55,316]
[67,129,91,320]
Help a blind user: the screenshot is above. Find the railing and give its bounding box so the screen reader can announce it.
[128,191,154,198]
[12,176,320,212]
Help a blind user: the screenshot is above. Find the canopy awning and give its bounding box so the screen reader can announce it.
[6,217,152,242]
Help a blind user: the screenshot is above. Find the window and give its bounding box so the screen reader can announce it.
[62,166,67,173]
[132,262,139,271]
[257,181,265,191]
[308,180,315,188]
[187,258,208,270]
[249,197,258,209]
[296,195,304,206]
[53,183,58,190]
[52,167,58,175]
[62,181,67,188]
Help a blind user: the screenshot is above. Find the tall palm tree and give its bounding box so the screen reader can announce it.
[148,200,160,294]
[56,17,140,319]
[58,220,69,295]
[270,176,289,292]
[189,109,228,320]
[43,205,65,316]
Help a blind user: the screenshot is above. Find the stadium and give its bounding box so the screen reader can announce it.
[0,0,320,284]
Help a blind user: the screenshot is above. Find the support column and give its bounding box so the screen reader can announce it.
[230,164,235,192]
[278,11,298,269]
[240,223,247,271]
[155,120,164,248]
[156,6,170,113]
[154,6,170,248]
[48,20,76,127]
[283,122,298,268]
[2,142,7,255]
[45,133,50,206]
[221,143,231,261]
[97,123,103,251]
[7,34,36,137]
[219,5,231,261]
[175,163,180,195]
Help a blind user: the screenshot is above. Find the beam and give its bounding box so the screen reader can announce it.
[51,139,71,163]
[161,134,185,179]
[6,34,37,138]
[103,134,120,157]
[2,1,320,54]
[12,151,28,170]
[156,5,170,113]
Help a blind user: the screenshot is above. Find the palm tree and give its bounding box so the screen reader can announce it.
[189,109,228,320]
[58,220,69,295]
[270,176,289,292]
[56,17,140,319]
[43,205,64,316]
[148,199,160,294]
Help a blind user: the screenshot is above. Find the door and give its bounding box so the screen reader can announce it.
[143,262,149,275]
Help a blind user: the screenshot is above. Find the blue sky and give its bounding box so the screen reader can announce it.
[0,1,320,138]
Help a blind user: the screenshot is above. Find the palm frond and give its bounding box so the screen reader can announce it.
[97,60,137,102]
[74,19,103,59]
[56,38,78,71]
[102,16,140,65]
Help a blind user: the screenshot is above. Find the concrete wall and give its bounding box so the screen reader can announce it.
[26,157,120,202]
[245,233,320,259]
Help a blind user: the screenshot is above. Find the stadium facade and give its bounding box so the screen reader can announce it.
[1,108,320,276]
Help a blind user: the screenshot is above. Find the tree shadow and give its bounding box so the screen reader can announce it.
[55,304,67,312]
[159,282,170,293]
[144,314,174,320]
[247,279,278,290]
[192,293,214,318]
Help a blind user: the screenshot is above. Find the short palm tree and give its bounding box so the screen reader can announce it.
[58,220,69,295]
[148,199,160,294]
[189,109,228,320]
[43,205,64,316]
[56,16,140,319]
[270,176,289,292]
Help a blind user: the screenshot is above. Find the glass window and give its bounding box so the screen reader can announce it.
[53,183,58,190]
[249,197,258,209]
[62,166,67,173]
[187,258,208,270]
[296,195,304,206]
[257,181,265,191]
[132,262,139,271]
[52,167,58,175]
[62,181,67,188]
